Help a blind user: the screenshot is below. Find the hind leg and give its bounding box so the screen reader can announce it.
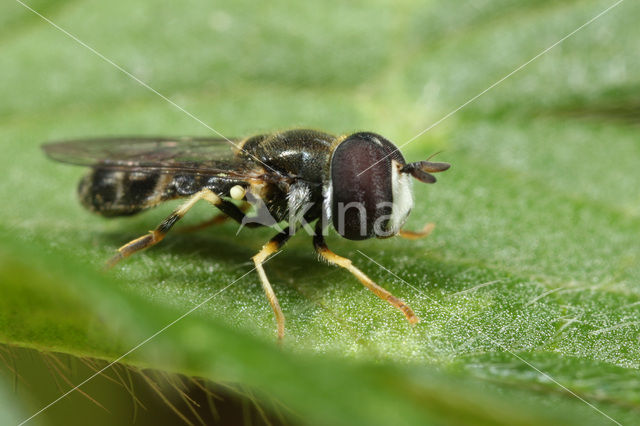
[107,188,222,268]
[179,203,252,233]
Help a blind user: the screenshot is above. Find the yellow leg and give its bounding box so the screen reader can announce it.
[398,222,435,240]
[313,228,419,325]
[106,189,221,268]
[252,230,292,340]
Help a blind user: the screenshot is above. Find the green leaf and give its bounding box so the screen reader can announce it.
[0,381,25,425]
[1,0,639,424]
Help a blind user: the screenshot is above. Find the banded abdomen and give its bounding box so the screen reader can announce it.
[78,169,178,216]
[78,169,244,217]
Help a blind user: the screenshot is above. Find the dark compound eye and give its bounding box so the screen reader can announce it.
[330,133,406,240]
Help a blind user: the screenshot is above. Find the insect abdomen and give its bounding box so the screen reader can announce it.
[78,169,176,217]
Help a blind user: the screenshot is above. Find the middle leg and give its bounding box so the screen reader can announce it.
[252,228,293,340]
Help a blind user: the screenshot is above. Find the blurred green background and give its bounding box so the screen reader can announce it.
[1,0,639,424]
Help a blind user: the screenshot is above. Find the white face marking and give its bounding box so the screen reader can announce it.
[388,161,414,235]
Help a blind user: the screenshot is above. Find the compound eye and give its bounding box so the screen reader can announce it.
[330,135,396,240]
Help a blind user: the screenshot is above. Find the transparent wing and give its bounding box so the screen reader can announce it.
[42,136,256,177]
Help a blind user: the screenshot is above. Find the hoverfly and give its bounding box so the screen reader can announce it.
[43,129,450,339]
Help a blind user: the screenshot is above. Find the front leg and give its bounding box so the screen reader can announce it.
[398,222,435,240]
[313,222,419,324]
